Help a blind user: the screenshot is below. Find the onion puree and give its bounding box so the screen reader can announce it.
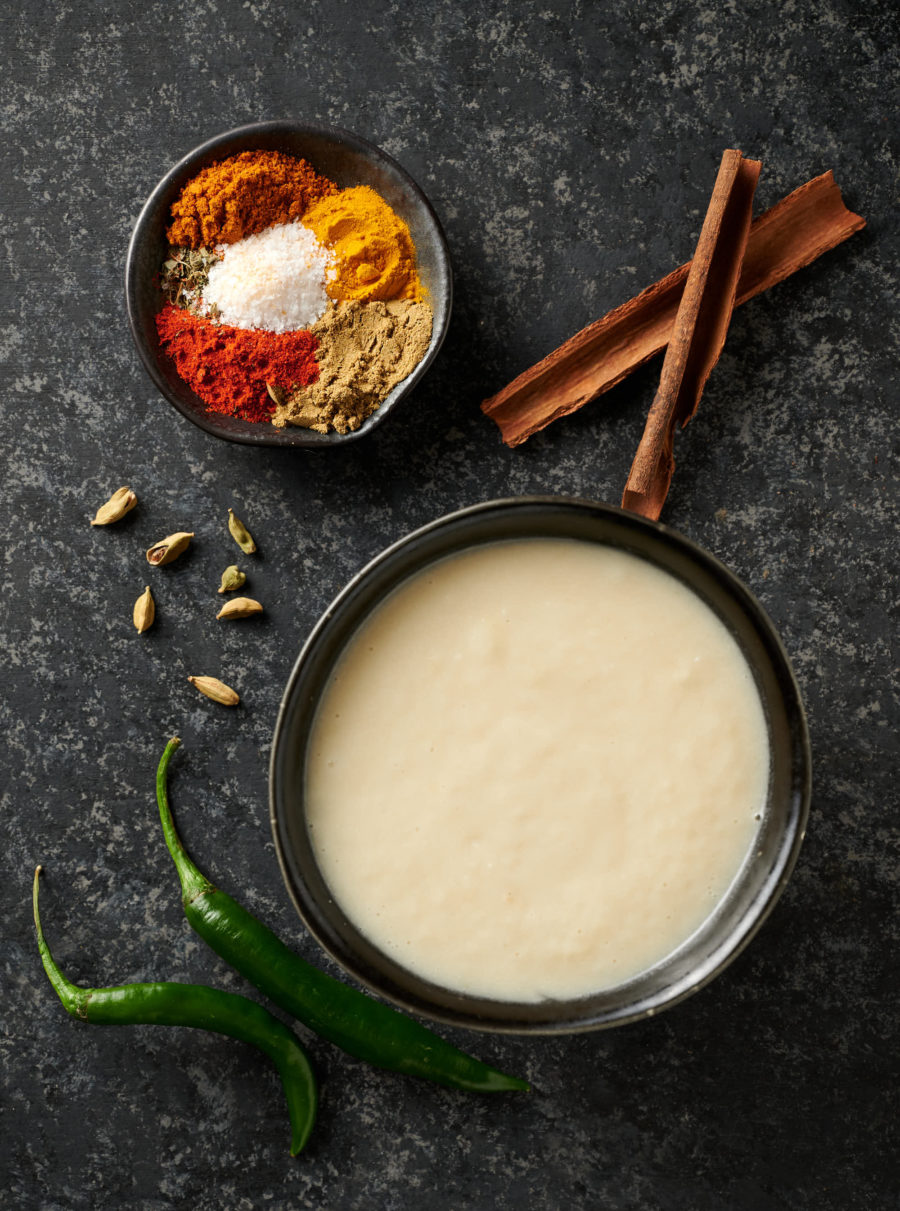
[305,539,770,1003]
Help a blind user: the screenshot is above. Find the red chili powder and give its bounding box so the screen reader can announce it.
[155,304,319,423]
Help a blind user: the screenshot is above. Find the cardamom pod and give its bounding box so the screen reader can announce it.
[146,531,194,566]
[217,565,247,594]
[228,508,257,554]
[91,486,137,526]
[265,381,285,406]
[133,585,155,633]
[216,596,263,620]
[188,675,240,706]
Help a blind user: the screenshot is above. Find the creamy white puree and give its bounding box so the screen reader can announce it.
[306,539,769,1002]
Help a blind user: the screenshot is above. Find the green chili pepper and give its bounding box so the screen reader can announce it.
[33,865,317,1156]
[157,738,529,1094]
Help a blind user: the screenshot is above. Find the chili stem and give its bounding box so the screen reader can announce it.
[33,865,89,1019]
[156,737,213,902]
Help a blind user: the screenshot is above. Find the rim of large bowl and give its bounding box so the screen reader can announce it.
[270,496,812,1033]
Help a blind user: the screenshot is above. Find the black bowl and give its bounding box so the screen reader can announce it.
[125,120,452,446]
[270,498,811,1033]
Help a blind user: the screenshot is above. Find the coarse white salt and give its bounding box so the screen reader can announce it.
[203,222,334,332]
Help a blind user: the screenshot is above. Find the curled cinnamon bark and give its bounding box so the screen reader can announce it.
[622,150,759,519]
[482,172,865,448]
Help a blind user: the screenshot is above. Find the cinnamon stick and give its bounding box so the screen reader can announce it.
[622,150,760,518]
[482,171,865,447]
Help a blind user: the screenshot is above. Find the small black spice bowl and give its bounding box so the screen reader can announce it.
[270,497,811,1034]
[125,120,452,447]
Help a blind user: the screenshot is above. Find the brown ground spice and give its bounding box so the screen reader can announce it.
[272,300,433,434]
[167,151,338,249]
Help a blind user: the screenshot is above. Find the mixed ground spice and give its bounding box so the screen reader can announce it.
[156,150,433,433]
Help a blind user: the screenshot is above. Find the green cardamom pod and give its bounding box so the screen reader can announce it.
[228,508,257,555]
[216,596,263,621]
[217,565,247,594]
[133,585,155,633]
[146,532,194,566]
[188,675,240,706]
[91,486,137,526]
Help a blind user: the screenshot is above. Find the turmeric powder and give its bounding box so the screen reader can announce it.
[301,187,423,303]
[167,150,337,249]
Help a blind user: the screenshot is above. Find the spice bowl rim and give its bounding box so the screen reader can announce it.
[124,119,453,448]
[269,496,811,1035]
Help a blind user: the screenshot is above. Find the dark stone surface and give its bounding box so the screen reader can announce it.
[1,1,896,1207]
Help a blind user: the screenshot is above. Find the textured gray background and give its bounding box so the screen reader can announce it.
[2,1,897,1208]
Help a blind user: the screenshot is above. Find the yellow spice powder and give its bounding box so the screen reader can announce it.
[302,187,423,303]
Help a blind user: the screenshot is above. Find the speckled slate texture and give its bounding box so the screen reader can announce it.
[2,2,897,1208]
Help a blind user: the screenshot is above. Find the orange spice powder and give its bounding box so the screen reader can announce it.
[167,150,338,249]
